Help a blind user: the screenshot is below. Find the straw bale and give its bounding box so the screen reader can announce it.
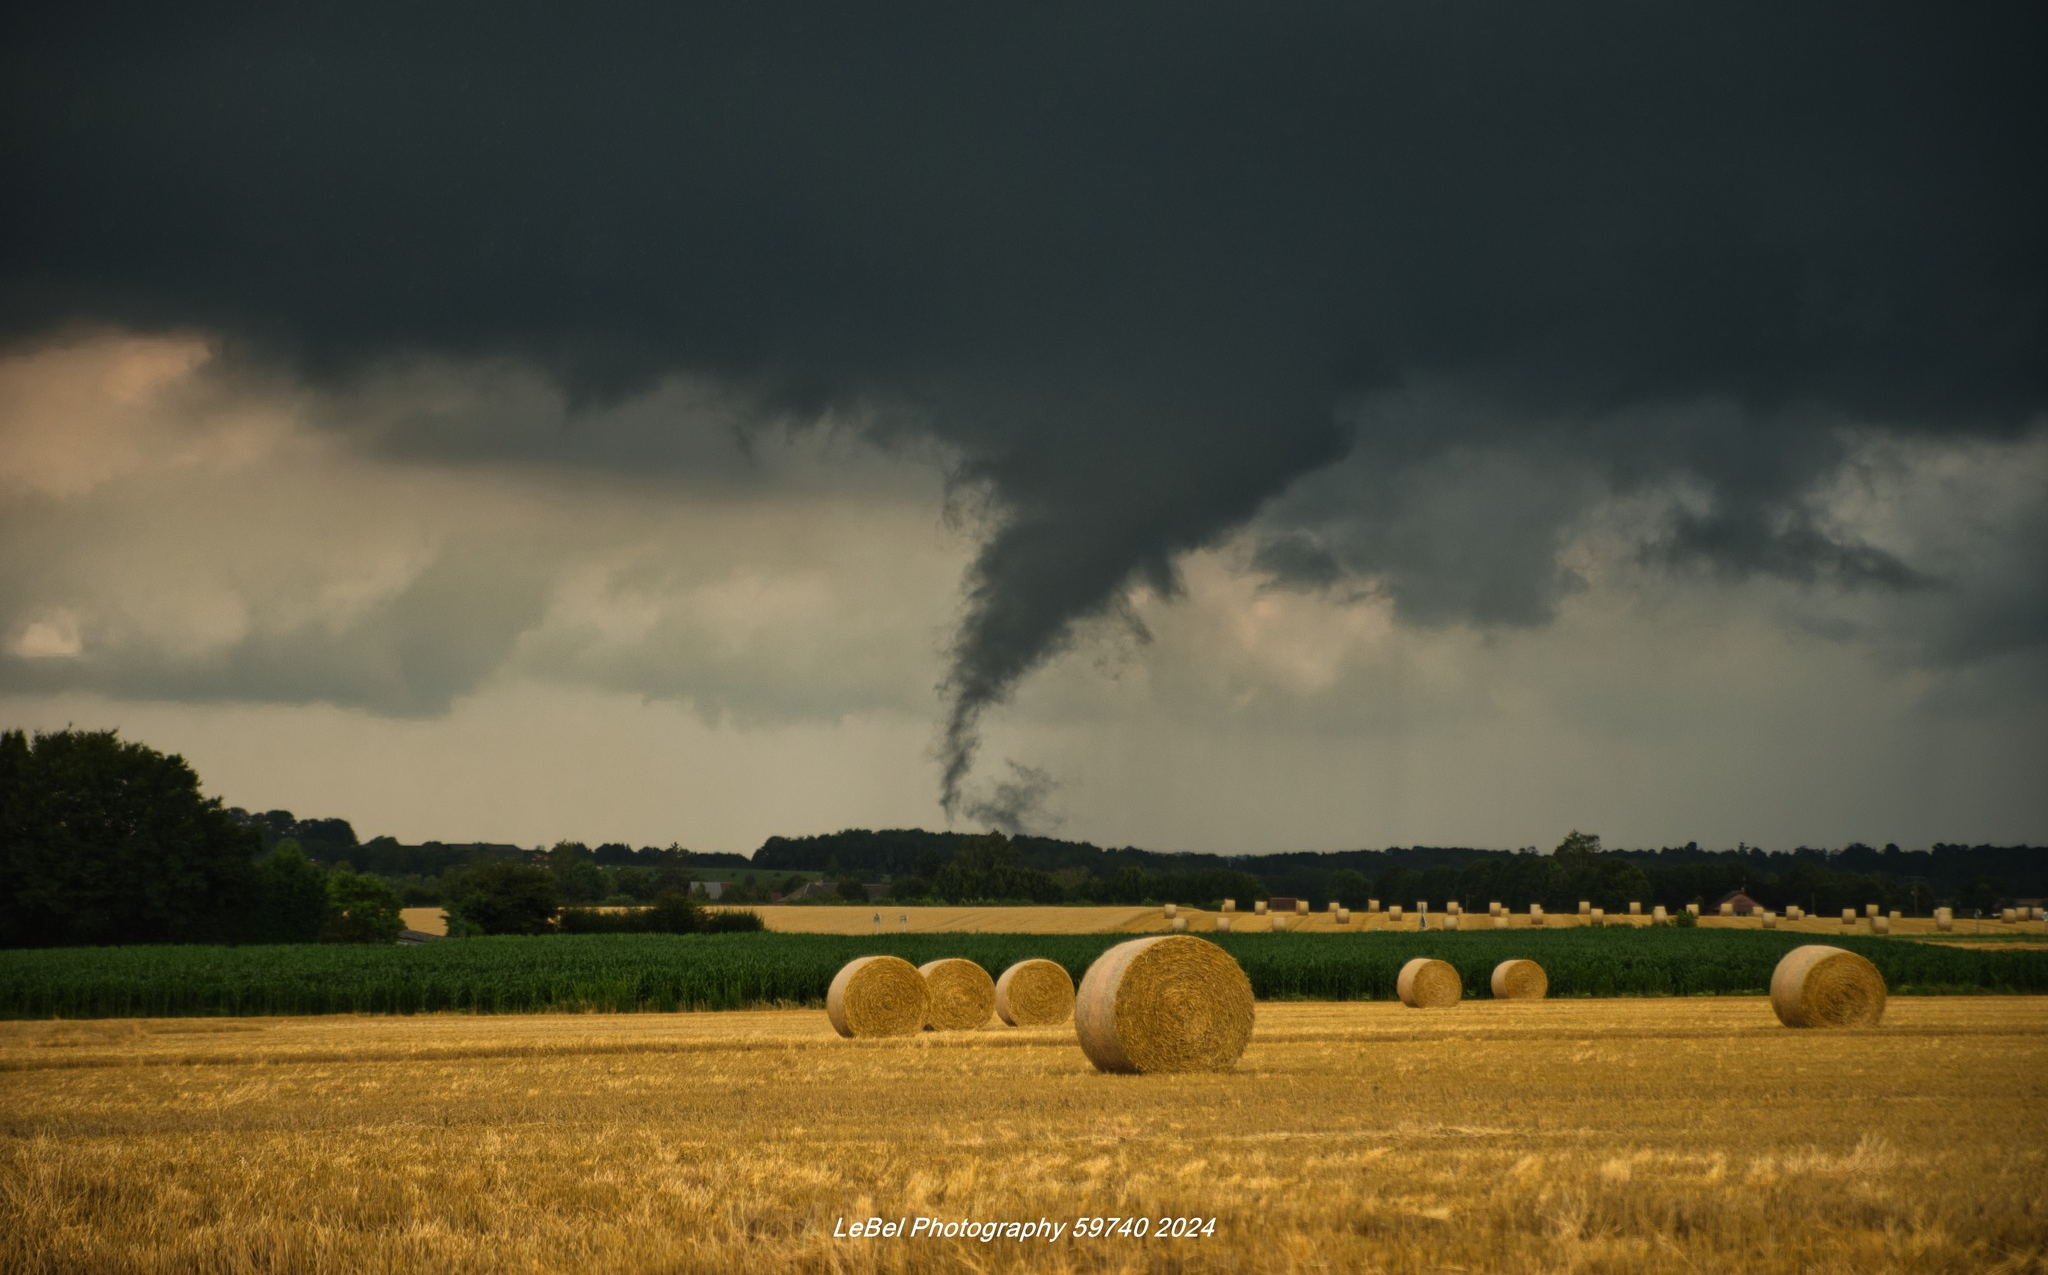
[1163,903,1178,920]
[1490,958,1548,1000]
[1590,907,1604,925]
[1629,902,1642,915]
[1686,903,1700,916]
[994,958,1076,1027]
[1222,899,1236,913]
[1492,915,1507,929]
[1841,908,1856,924]
[826,956,930,1038]
[2000,908,2016,923]
[1872,916,1890,934]
[1652,906,1668,922]
[1295,900,1309,915]
[1935,913,1953,932]
[1074,935,1255,1074]
[1335,907,1350,924]
[1388,906,1404,922]
[1396,957,1462,1008]
[1770,945,1887,1028]
[1490,901,1503,916]
[1169,917,1188,932]
[1369,899,1381,912]
[1578,901,1591,915]
[1888,910,1901,921]
[918,958,995,1031]
[1448,901,1461,915]
[1529,904,1545,927]
[1865,903,1879,917]
[1215,916,1231,932]
[1443,913,1460,931]
[1720,902,1734,916]
[1761,911,1777,929]
[1254,900,1269,915]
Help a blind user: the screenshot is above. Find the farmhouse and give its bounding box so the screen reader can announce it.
[1712,889,1762,916]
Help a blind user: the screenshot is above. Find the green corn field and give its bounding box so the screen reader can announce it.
[2,929,2044,1019]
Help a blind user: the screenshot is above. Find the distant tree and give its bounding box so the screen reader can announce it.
[322,868,404,943]
[448,860,560,935]
[1554,830,1603,862]
[0,728,262,946]
[545,841,606,902]
[249,840,329,944]
[836,877,868,902]
[1327,869,1372,909]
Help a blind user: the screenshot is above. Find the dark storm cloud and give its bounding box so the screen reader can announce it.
[3,2,2043,809]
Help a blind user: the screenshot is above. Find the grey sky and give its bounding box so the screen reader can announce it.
[0,4,2043,850]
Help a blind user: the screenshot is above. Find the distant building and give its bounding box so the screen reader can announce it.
[1712,889,1762,916]
[1267,896,1305,913]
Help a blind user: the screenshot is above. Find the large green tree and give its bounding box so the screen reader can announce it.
[321,867,405,943]
[447,859,559,935]
[247,840,329,944]
[0,728,261,946]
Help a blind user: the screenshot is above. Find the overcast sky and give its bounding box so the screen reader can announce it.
[2,3,2042,853]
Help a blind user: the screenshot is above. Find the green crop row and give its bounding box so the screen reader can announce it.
[2,929,2044,1019]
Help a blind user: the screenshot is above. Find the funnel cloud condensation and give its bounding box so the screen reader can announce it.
[2,2,2043,811]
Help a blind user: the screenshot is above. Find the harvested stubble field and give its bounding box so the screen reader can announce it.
[2,997,2043,1273]
[6,930,2046,1019]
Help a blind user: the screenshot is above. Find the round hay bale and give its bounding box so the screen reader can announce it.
[1221,899,1236,913]
[1528,905,1545,927]
[1254,900,1269,916]
[1841,908,1855,924]
[917,958,995,1031]
[994,958,1075,1027]
[1388,905,1403,922]
[1329,900,1342,912]
[1214,916,1231,932]
[1761,911,1777,929]
[1871,916,1890,934]
[1369,898,1381,912]
[2000,908,2016,924]
[1448,901,1462,915]
[1719,902,1735,916]
[1163,903,1178,920]
[1074,936,1255,1074]
[1590,907,1605,924]
[1489,901,1503,916]
[826,956,930,1038]
[1888,910,1901,921]
[1443,913,1460,931]
[1269,916,1288,933]
[1865,904,1879,918]
[1492,915,1508,929]
[1935,913,1954,932]
[1578,901,1591,915]
[1629,902,1642,915]
[1170,916,1188,933]
[1770,945,1887,1028]
[1397,957,1462,1008]
[1686,903,1700,916]
[1335,907,1350,924]
[1652,905,1668,922]
[1490,958,1548,1000]
[1295,899,1309,915]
